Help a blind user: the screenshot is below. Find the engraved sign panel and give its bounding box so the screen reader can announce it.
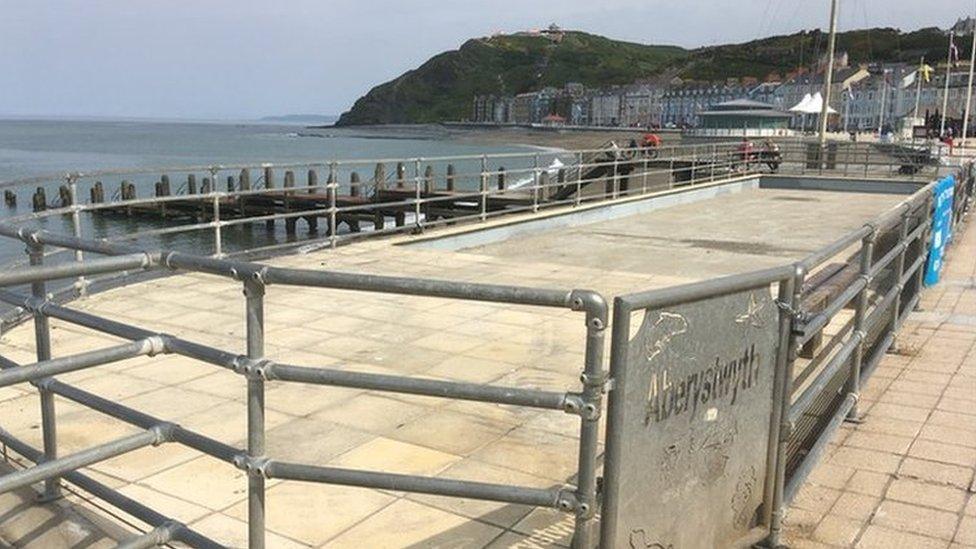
[606,287,779,549]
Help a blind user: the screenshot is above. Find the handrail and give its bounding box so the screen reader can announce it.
[0,146,968,549]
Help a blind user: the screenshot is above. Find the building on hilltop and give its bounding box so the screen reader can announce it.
[950,16,975,35]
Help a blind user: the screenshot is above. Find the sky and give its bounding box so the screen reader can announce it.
[0,0,968,120]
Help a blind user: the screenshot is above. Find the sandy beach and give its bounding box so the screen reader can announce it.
[308,123,689,151]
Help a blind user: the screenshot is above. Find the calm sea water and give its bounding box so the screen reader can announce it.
[0,118,532,267]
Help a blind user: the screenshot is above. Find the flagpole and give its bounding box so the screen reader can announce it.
[913,56,924,119]
[962,30,976,148]
[940,31,954,136]
[818,0,840,146]
[844,91,851,133]
[878,72,888,135]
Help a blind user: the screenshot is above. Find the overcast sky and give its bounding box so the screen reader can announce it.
[0,0,968,120]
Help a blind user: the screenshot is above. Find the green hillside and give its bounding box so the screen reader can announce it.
[677,27,962,81]
[335,26,966,126]
[335,32,688,126]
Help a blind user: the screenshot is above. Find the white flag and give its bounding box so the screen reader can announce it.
[901,70,917,89]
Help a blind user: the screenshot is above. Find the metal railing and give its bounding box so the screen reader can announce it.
[0,140,947,276]
[0,143,968,548]
[598,162,973,548]
[0,225,608,548]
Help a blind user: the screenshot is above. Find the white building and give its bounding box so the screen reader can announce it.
[589,89,622,126]
[619,84,664,127]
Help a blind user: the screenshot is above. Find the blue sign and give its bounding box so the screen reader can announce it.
[924,174,955,286]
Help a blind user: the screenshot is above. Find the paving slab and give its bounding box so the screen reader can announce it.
[0,186,936,547]
[783,210,976,549]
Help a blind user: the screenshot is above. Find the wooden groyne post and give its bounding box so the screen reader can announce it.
[89,182,105,204]
[423,165,435,194]
[58,185,71,208]
[396,162,406,189]
[32,187,47,212]
[372,163,386,231]
[446,164,456,192]
[284,170,296,235]
[264,167,275,230]
[348,172,361,233]
[306,169,319,232]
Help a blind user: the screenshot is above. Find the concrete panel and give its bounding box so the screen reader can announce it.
[407,177,761,252]
[759,175,923,195]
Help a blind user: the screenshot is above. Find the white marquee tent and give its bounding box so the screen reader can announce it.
[789,92,837,115]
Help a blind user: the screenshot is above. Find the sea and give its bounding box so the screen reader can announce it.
[0,118,537,268]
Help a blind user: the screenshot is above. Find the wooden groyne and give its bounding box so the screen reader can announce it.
[4,144,735,238]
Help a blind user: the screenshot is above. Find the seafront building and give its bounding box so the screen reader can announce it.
[470,54,976,134]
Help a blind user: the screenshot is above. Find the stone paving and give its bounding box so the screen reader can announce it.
[783,212,976,549]
[0,186,941,548]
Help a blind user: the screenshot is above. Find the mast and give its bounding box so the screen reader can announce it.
[940,31,954,136]
[878,71,888,135]
[913,56,925,119]
[963,28,976,147]
[818,0,840,146]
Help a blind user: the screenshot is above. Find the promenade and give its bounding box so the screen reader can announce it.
[783,209,976,548]
[0,182,958,548]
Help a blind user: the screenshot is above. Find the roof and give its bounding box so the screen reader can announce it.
[710,98,778,111]
[698,109,792,118]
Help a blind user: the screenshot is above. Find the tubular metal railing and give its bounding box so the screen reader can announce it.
[0,144,968,548]
[0,140,948,277]
[0,224,608,549]
[600,161,973,548]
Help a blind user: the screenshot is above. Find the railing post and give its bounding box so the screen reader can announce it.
[915,192,934,309]
[570,292,607,549]
[479,155,488,222]
[243,277,266,549]
[532,153,540,213]
[668,147,675,190]
[611,153,619,199]
[575,151,583,207]
[762,273,797,536]
[329,162,338,249]
[710,144,716,181]
[641,152,648,194]
[766,265,804,548]
[66,174,87,296]
[890,209,911,339]
[413,158,423,232]
[818,142,825,176]
[210,168,222,257]
[843,143,851,177]
[27,241,61,502]
[848,228,876,420]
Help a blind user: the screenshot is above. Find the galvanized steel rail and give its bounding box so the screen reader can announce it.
[0,224,608,548]
[0,145,968,548]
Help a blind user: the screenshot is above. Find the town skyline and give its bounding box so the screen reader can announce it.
[469,48,973,134]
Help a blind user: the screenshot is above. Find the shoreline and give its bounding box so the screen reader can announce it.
[309,123,682,150]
